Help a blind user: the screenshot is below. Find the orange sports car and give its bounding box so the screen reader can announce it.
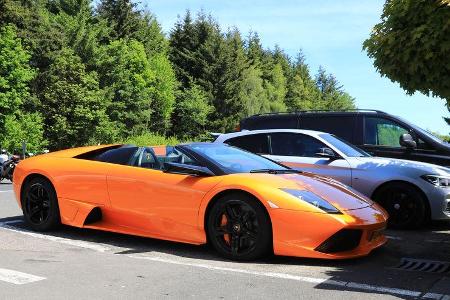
[13,143,388,260]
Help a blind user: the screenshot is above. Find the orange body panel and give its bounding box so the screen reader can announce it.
[13,145,388,259]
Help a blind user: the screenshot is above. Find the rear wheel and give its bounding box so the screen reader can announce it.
[373,183,428,229]
[22,177,61,231]
[206,193,272,261]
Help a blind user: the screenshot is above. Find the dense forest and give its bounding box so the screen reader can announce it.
[0,0,355,152]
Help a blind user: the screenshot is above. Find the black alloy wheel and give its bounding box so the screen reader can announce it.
[374,182,428,229]
[207,193,272,261]
[22,177,61,231]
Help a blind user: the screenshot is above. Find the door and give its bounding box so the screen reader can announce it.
[408,135,448,165]
[105,147,219,242]
[266,132,353,186]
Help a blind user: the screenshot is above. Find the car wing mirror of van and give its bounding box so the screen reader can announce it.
[399,133,417,149]
[314,148,337,160]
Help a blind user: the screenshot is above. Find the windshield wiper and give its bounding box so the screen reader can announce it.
[250,169,302,174]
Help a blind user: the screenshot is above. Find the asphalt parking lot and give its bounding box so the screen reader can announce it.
[1,181,450,299]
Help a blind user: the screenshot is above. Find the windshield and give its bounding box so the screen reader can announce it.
[188,143,288,173]
[319,134,370,157]
[396,116,446,144]
[414,126,445,144]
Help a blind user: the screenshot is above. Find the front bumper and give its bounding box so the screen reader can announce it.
[270,204,388,259]
[424,185,450,220]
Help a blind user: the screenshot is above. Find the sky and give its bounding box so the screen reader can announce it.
[145,0,448,134]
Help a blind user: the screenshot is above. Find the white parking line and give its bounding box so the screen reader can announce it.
[1,220,449,298]
[0,190,13,193]
[0,221,110,252]
[423,293,444,299]
[0,268,45,285]
[2,220,22,225]
[386,235,403,240]
[128,255,426,298]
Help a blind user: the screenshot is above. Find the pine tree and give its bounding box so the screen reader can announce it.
[53,0,109,68]
[240,65,268,116]
[97,39,156,136]
[96,0,141,40]
[245,31,264,69]
[285,51,320,111]
[148,53,177,134]
[315,66,355,110]
[169,11,197,87]
[169,11,222,94]
[0,0,66,71]
[264,63,287,112]
[211,29,250,132]
[40,47,114,149]
[135,12,168,57]
[171,83,212,139]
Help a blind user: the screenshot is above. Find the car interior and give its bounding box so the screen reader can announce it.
[76,145,199,170]
[130,146,199,170]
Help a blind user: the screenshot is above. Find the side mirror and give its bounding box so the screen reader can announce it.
[314,147,337,160]
[163,162,214,177]
[399,133,417,149]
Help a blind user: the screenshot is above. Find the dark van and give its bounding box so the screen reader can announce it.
[239,110,450,167]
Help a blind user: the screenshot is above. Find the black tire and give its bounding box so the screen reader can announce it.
[8,166,14,182]
[373,182,428,229]
[206,192,272,261]
[22,177,61,231]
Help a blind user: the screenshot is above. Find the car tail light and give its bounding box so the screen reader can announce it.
[235,124,240,131]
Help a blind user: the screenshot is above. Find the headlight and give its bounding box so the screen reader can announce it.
[280,188,341,214]
[421,175,450,188]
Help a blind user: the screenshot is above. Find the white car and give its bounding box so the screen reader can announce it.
[215,129,450,228]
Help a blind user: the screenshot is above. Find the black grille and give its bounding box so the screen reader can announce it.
[315,229,362,253]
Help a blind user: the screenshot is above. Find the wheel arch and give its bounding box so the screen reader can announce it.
[201,189,273,236]
[371,180,431,219]
[20,173,56,207]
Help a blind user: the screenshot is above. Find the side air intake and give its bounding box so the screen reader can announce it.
[84,207,102,225]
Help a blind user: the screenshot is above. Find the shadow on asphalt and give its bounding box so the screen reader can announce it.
[1,215,449,299]
[0,215,386,267]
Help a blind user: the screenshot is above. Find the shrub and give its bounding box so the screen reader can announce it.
[120,132,183,146]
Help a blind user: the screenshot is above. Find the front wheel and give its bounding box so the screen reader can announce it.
[22,177,61,231]
[206,193,272,261]
[373,183,428,229]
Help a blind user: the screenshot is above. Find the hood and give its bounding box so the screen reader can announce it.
[282,173,373,211]
[351,157,450,175]
[238,172,373,211]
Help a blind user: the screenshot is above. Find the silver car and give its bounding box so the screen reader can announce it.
[215,129,450,228]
